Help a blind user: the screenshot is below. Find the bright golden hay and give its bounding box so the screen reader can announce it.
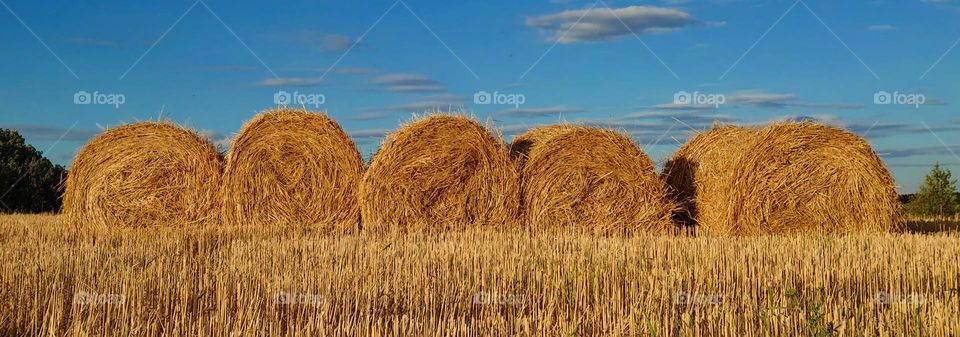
[220,108,364,231]
[514,125,677,234]
[508,124,574,166]
[62,122,223,228]
[661,125,757,228]
[663,122,901,235]
[359,115,520,231]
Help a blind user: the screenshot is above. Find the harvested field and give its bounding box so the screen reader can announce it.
[2,214,958,336]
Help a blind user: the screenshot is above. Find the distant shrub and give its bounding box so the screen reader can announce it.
[0,129,67,213]
[906,163,959,218]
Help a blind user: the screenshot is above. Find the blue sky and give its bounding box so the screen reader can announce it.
[1,0,959,193]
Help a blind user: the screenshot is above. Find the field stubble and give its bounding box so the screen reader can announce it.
[1,214,958,336]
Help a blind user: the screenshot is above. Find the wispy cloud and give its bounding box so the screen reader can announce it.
[355,95,467,117]
[774,114,960,139]
[526,6,698,44]
[198,129,231,151]
[880,145,960,159]
[495,105,584,117]
[349,128,392,139]
[1,124,98,142]
[277,66,378,75]
[654,90,863,110]
[262,31,361,52]
[252,77,323,87]
[370,73,445,93]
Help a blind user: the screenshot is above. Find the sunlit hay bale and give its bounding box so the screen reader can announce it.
[63,122,223,228]
[220,108,364,231]
[664,122,902,235]
[508,124,575,167]
[359,114,520,231]
[662,125,758,229]
[514,125,677,234]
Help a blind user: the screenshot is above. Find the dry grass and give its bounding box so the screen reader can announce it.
[220,108,364,232]
[3,214,958,336]
[511,125,676,234]
[62,122,223,229]
[663,122,901,235]
[359,114,520,231]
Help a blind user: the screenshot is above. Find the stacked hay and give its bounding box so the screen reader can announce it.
[663,122,901,235]
[359,115,520,231]
[512,125,677,234]
[220,108,364,231]
[63,122,223,228]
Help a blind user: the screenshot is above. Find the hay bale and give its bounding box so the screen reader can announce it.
[63,122,223,228]
[220,108,364,231]
[514,125,677,234]
[663,122,901,235]
[661,125,757,228]
[359,114,520,231]
[508,125,575,166]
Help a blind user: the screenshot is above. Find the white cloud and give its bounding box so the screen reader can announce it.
[525,6,697,44]
[349,128,392,139]
[263,31,360,52]
[370,73,445,93]
[2,124,99,141]
[386,85,445,93]
[654,90,864,110]
[357,94,467,114]
[252,77,322,87]
[494,105,585,117]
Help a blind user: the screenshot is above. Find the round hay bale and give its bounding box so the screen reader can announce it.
[508,124,575,166]
[662,125,757,228]
[515,125,677,234]
[359,115,520,231]
[664,122,901,235]
[63,122,223,228]
[220,108,364,231]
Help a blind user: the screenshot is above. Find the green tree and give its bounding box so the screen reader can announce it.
[906,163,959,218]
[0,129,67,213]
